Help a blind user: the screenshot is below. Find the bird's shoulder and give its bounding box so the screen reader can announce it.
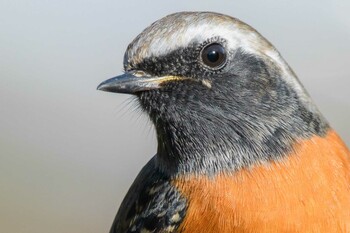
[110,156,187,233]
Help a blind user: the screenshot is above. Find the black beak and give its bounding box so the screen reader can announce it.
[97,71,185,94]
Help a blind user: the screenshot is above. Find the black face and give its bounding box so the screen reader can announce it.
[128,38,231,124]
[122,37,328,175]
[128,38,286,126]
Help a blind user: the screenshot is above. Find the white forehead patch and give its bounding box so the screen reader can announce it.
[124,12,312,103]
[126,12,274,65]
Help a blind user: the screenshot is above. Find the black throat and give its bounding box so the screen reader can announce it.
[135,49,329,176]
[138,87,328,176]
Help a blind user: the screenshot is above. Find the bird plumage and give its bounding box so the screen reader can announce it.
[175,130,350,232]
[110,158,186,233]
[98,11,350,232]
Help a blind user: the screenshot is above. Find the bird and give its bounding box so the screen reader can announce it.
[97,11,350,233]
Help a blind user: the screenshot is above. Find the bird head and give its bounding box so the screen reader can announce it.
[98,12,328,175]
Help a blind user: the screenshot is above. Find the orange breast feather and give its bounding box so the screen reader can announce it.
[174,130,350,232]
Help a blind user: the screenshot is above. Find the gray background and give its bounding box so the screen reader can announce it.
[1,1,349,232]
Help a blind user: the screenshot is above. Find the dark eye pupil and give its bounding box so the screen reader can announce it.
[201,43,226,68]
[207,50,220,63]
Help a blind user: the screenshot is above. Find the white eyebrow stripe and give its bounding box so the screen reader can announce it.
[125,12,312,103]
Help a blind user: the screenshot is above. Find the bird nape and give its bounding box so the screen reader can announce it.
[97,11,350,233]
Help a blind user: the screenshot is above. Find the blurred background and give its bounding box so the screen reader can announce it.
[1,0,349,232]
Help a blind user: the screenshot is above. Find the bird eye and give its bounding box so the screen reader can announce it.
[201,43,226,69]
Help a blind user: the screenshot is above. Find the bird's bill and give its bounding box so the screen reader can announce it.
[97,71,185,94]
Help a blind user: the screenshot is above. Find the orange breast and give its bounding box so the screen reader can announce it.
[174,130,350,232]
